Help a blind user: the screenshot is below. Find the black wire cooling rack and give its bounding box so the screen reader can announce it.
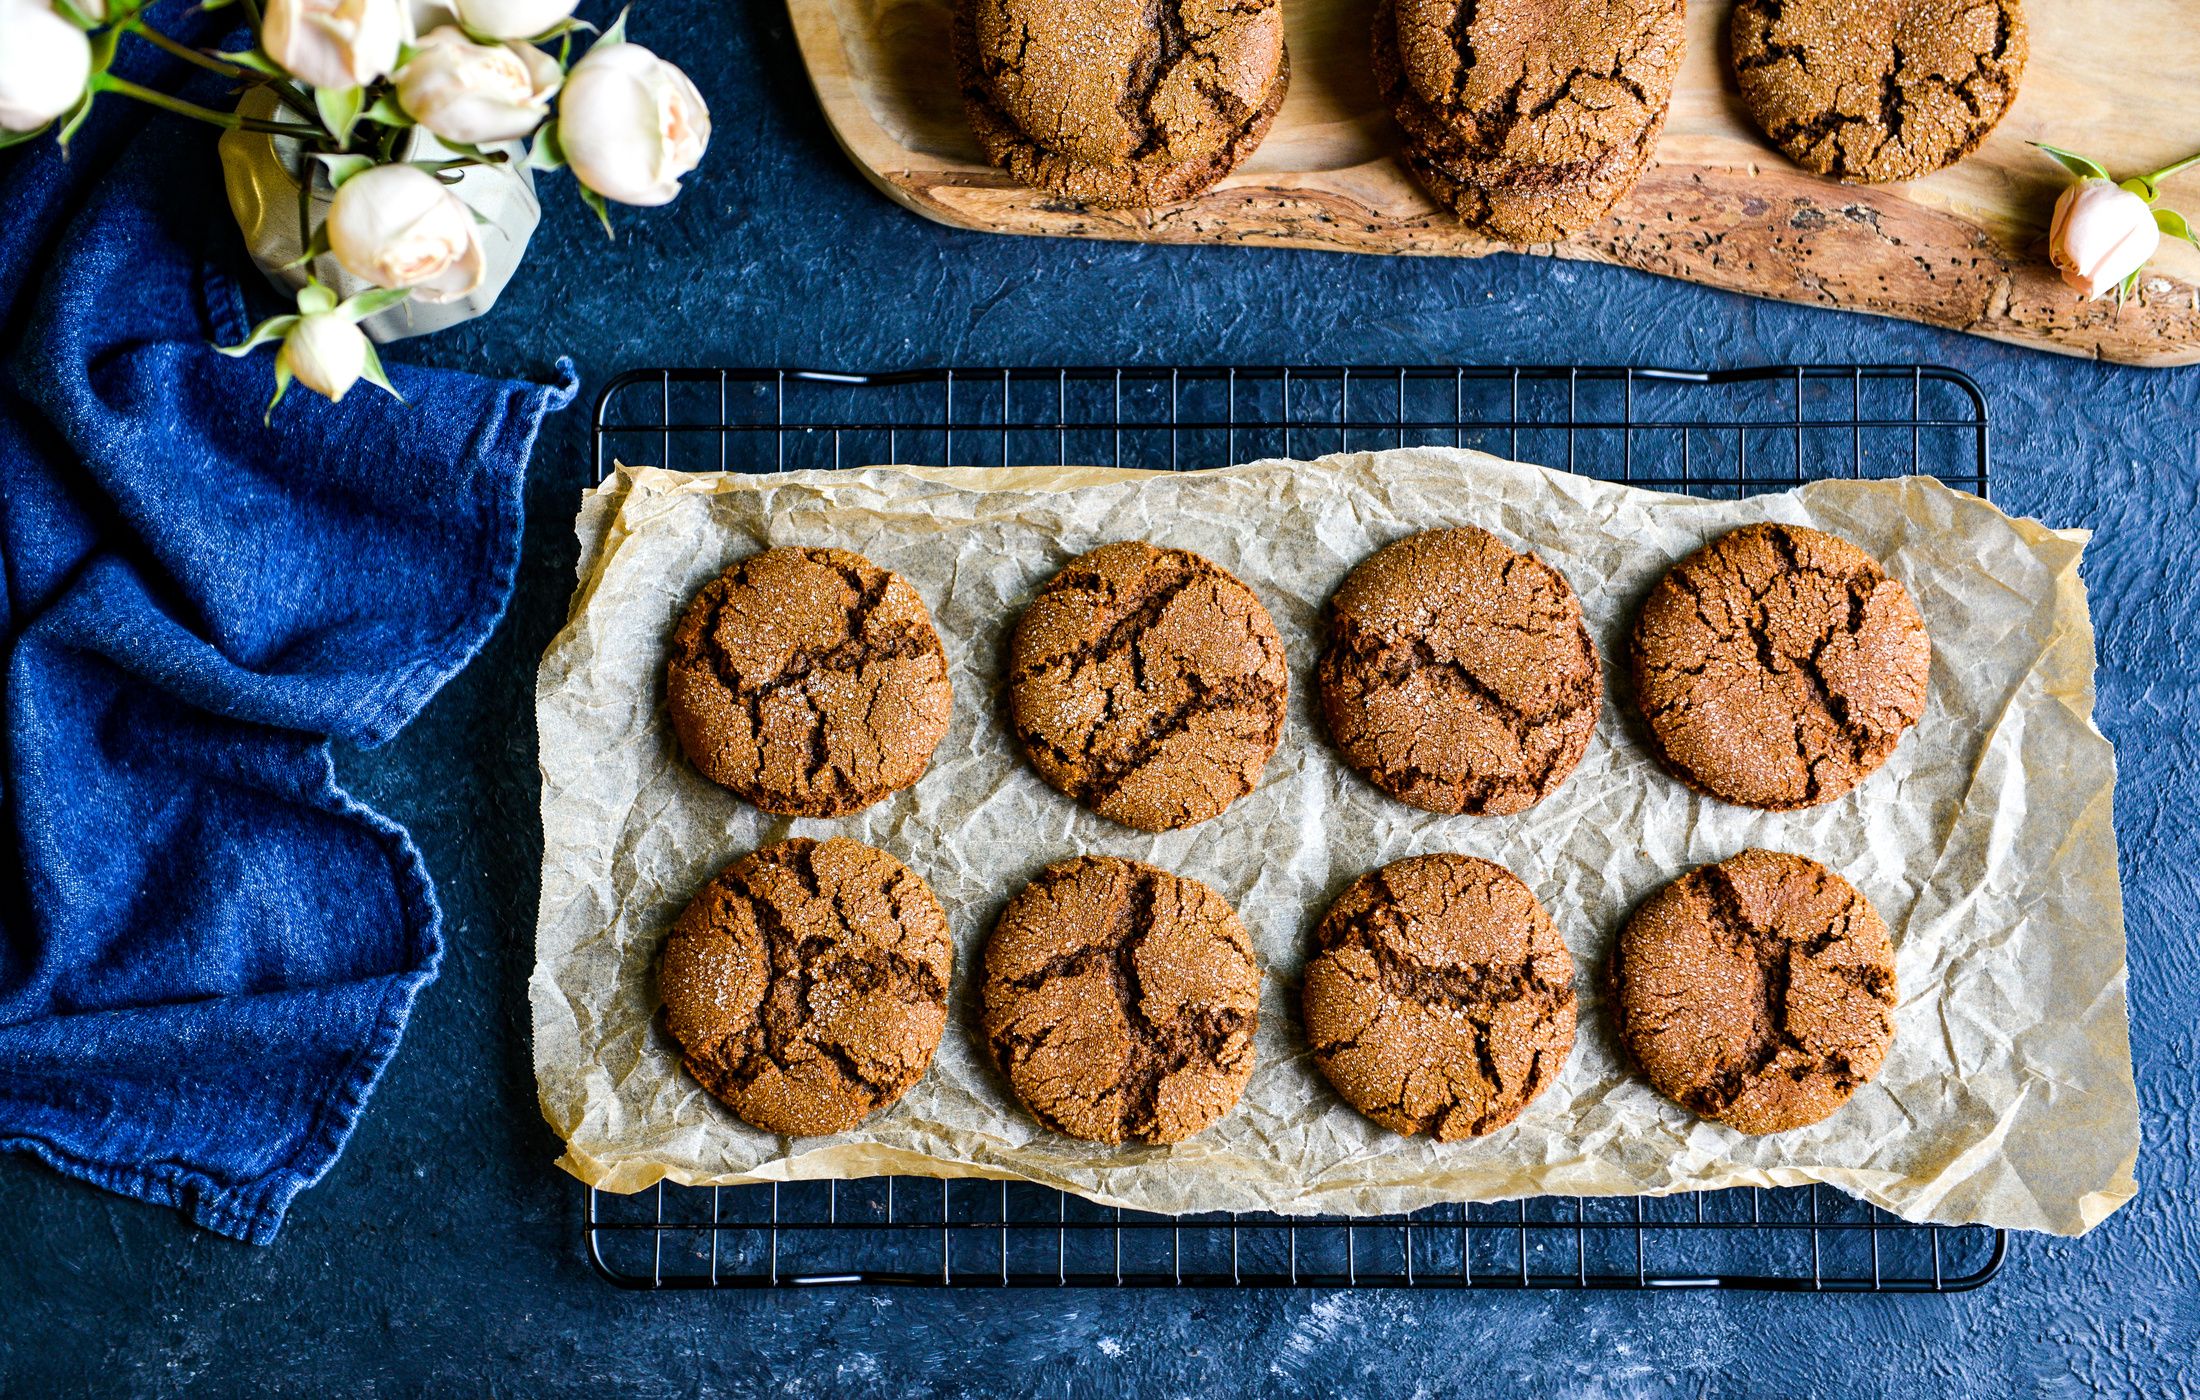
[582,363,2004,1293]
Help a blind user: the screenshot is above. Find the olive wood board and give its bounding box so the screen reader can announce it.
[790,0,2200,366]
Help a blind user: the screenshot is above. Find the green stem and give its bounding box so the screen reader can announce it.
[2142,151,2200,187]
[96,75,324,137]
[128,21,247,78]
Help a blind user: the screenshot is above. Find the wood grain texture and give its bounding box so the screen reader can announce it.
[792,0,2200,366]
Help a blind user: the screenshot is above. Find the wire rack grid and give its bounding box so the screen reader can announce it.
[583,363,2003,1293]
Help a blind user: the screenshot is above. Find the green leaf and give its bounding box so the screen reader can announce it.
[599,6,630,47]
[358,339,404,403]
[53,0,102,26]
[213,47,286,76]
[315,84,365,147]
[313,152,375,189]
[2119,267,2142,304]
[213,314,301,358]
[524,119,566,172]
[2156,207,2200,248]
[2033,142,2111,182]
[361,93,412,128]
[265,356,294,425]
[2119,175,2160,204]
[337,287,412,323]
[577,181,615,239]
[0,122,52,151]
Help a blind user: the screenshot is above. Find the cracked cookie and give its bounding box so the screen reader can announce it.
[1610,849,1897,1135]
[1304,854,1576,1141]
[1317,527,1602,816]
[1373,0,1685,241]
[1631,523,1930,810]
[954,0,1290,210]
[667,546,954,818]
[1008,541,1288,832]
[982,855,1262,1143]
[1732,0,2028,184]
[658,837,954,1137]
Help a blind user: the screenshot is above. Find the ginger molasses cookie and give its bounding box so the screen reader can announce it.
[658,837,954,1137]
[982,856,1262,1144]
[1373,0,1684,241]
[1732,0,2028,184]
[1318,527,1602,816]
[1631,523,1930,811]
[1610,849,1898,1135]
[954,0,1290,209]
[1304,854,1576,1141]
[1008,541,1288,832]
[667,546,953,818]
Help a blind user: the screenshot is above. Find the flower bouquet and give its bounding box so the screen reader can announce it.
[0,0,709,414]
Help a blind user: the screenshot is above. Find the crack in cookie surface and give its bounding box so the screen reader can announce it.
[1317,527,1601,816]
[982,856,1261,1144]
[1009,541,1288,832]
[658,838,955,1138]
[1374,0,1683,239]
[956,0,1289,208]
[1732,0,2027,183]
[1303,854,1576,1140]
[1630,522,1930,811]
[1609,848,1897,1135]
[667,547,954,818]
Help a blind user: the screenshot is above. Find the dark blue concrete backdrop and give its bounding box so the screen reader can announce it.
[4,3,2196,1395]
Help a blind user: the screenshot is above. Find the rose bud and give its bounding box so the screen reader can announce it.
[262,0,407,91]
[2049,177,2162,300]
[450,0,575,40]
[396,26,559,145]
[0,0,93,133]
[280,312,370,402]
[326,162,487,302]
[557,41,710,207]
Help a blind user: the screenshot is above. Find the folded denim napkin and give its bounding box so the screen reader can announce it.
[0,23,574,1244]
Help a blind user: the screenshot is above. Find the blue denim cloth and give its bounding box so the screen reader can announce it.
[0,21,575,1243]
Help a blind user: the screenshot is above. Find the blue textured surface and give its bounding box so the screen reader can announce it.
[3,3,2195,1394]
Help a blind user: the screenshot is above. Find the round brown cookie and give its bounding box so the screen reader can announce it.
[666,546,953,818]
[954,0,1290,210]
[1631,523,1930,810]
[1317,527,1602,816]
[1610,849,1898,1135]
[981,856,1261,1143]
[1303,855,1576,1140]
[1373,0,1684,238]
[658,837,954,1137]
[1008,541,1288,832]
[1731,0,2028,184]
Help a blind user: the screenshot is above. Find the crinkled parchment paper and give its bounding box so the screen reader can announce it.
[531,449,2138,1237]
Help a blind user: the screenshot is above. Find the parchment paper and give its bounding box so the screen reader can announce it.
[530,449,2139,1237]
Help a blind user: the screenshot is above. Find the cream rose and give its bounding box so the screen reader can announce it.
[280,313,371,402]
[396,26,559,145]
[326,163,486,303]
[0,0,93,133]
[450,0,574,40]
[556,41,710,207]
[2049,178,2162,300]
[262,0,407,91]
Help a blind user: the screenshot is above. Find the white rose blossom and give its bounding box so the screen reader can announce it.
[556,41,710,207]
[280,312,371,402]
[2048,178,2162,301]
[450,0,575,40]
[326,163,487,303]
[396,26,560,145]
[0,0,93,134]
[262,0,408,91]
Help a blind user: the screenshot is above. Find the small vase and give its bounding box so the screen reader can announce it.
[217,89,539,344]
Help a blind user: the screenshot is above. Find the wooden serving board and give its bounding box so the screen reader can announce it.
[791,0,2200,366]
